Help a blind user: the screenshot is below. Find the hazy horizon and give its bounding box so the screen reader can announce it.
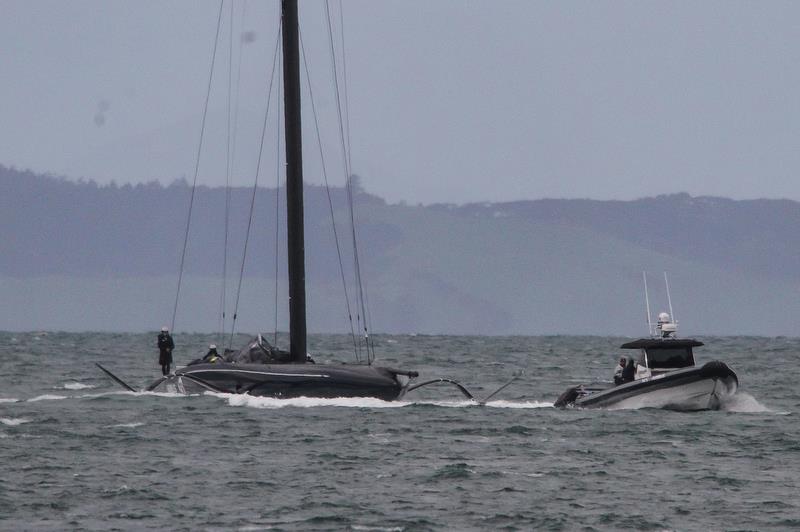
[3,167,800,337]
[3,163,794,207]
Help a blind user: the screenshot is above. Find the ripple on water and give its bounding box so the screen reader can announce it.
[1,332,797,531]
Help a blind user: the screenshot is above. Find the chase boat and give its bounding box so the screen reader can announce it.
[554,312,738,411]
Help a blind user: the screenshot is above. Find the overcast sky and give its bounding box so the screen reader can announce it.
[2,0,799,205]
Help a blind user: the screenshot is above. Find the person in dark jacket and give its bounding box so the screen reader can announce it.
[157,326,174,375]
[621,357,636,383]
[614,356,636,385]
[613,357,627,385]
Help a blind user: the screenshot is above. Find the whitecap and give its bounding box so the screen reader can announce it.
[0,398,20,404]
[62,382,94,390]
[109,422,145,428]
[27,394,68,402]
[1,418,32,426]
[502,470,545,478]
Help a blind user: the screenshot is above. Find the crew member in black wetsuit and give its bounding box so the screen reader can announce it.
[202,344,221,363]
[157,326,174,375]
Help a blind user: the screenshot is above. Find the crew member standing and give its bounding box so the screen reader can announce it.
[157,326,174,375]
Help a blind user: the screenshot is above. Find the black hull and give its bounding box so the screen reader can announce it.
[146,362,406,401]
[554,361,738,411]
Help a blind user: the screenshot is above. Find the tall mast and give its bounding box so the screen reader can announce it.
[282,0,307,363]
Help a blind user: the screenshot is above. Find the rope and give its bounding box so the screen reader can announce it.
[228,24,283,349]
[171,0,225,333]
[274,44,282,348]
[324,0,372,362]
[299,29,360,362]
[218,0,235,346]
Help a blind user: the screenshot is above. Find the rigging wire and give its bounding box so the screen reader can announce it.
[324,0,373,363]
[274,42,282,348]
[171,0,225,333]
[228,23,283,349]
[224,0,250,347]
[337,0,353,162]
[337,0,376,363]
[218,0,235,346]
[298,29,361,362]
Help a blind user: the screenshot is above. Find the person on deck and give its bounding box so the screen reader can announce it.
[621,357,636,383]
[157,326,174,375]
[614,357,627,385]
[202,344,222,363]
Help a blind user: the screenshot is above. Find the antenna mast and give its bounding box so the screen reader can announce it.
[664,271,675,323]
[643,271,653,336]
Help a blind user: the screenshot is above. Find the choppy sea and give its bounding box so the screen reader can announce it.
[1,332,798,531]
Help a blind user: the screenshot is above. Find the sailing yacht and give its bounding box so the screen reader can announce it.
[99,0,471,401]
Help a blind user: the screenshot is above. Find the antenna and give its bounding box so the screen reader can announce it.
[664,271,675,323]
[643,271,653,336]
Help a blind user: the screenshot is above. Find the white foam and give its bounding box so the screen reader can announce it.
[215,393,553,410]
[485,400,553,409]
[62,382,94,390]
[222,394,410,409]
[502,470,544,478]
[0,398,19,404]
[1,418,31,426]
[721,392,774,413]
[139,390,193,398]
[77,391,137,399]
[27,394,68,402]
[109,422,145,428]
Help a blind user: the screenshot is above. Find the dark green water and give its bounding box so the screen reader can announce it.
[1,332,798,531]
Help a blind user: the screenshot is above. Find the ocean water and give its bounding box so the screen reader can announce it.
[1,332,798,531]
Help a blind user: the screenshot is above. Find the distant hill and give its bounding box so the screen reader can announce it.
[2,165,799,336]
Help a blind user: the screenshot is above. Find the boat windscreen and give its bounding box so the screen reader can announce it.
[644,347,695,369]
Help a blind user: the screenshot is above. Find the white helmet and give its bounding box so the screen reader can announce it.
[209,344,217,350]
[161,326,169,332]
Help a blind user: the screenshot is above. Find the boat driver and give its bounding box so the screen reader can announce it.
[614,357,626,385]
[614,356,635,385]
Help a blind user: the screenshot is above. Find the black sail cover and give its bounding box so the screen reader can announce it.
[228,334,293,364]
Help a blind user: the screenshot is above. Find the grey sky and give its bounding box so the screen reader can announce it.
[1,0,799,205]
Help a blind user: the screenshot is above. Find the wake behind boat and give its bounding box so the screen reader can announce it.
[554,275,738,411]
